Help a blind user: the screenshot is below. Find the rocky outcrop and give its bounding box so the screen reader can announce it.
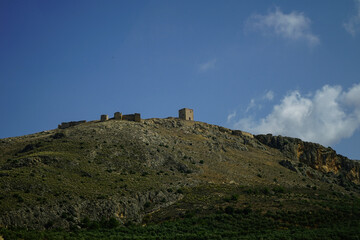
[255,134,360,185]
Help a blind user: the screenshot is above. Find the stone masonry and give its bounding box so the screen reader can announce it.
[58,120,86,129]
[179,108,194,121]
[100,115,109,122]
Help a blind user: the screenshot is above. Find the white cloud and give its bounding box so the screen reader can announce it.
[264,90,274,101]
[244,91,274,113]
[246,99,256,112]
[232,84,360,146]
[344,84,360,106]
[227,111,236,122]
[246,8,320,46]
[344,0,360,36]
[199,59,216,72]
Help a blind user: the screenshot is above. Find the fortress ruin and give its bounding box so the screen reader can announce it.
[58,108,193,129]
[111,112,141,122]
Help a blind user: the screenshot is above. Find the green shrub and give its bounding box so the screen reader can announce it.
[106,217,119,229]
[224,206,235,215]
[176,189,184,194]
[144,202,151,209]
[12,193,24,203]
[273,186,285,194]
[262,187,270,195]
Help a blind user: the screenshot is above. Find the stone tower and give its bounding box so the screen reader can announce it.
[100,114,108,121]
[114,112,123,120]
[179,108,194,121]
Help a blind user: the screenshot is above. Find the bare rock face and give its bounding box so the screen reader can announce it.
[255,134,360,185]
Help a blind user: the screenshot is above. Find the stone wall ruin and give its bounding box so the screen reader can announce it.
[58,120,86,129]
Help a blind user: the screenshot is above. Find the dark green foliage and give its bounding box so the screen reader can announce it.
[261,187,270,195]
[96,195,107,199]
[176,188,184,194]
[106,217,120,229]
[44,221,54,229]
[241,206,252,215]
[272,186,285,194]
[231,194,238,201]
[12,193,24,203]
[2,205,360,239]
[224,206,234,214]
[144,202,151,209]
[19,144,35,153]
[224,194,239,202]
[51,132,65,139]
[80,217,119,230]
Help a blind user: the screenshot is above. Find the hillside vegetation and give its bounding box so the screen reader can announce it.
[0,118,359,239]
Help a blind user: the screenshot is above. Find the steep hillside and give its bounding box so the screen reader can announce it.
[0,118,359,231]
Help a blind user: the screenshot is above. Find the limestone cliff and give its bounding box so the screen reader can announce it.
[255,134,360,185]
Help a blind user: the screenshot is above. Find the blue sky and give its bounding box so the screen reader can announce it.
[1,0,360,159]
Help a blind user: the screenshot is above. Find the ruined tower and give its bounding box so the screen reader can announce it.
[100,115,108,121]
[114,112,123,120]
[179,108,194,121]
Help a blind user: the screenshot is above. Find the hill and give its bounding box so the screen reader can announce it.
[0,118,360,238]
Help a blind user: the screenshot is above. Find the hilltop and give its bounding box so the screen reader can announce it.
[0,118,359,238]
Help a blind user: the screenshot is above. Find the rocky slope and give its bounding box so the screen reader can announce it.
[0,118,359,229]
[256,134,360,186]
